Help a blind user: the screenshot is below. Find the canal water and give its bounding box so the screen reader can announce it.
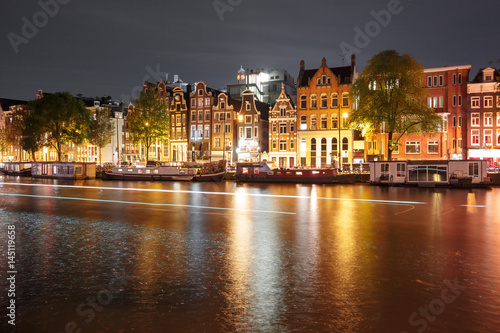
[0,176,499,332]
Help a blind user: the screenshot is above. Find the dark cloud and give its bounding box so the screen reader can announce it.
[1,0,499,101]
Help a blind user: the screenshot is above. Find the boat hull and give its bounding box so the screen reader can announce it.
[235,162,336,184]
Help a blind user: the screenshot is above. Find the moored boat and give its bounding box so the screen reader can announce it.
[235,162,336,184]
[103,161,226,182]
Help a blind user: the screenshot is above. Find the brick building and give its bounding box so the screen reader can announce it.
[236,90,270,162]
[371,65,471,161]
[296,56,362,168]
[211,92,241,164]
[268,83,297,168]
[467,67,500,168]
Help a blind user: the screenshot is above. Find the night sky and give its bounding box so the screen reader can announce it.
[1,0,499,103]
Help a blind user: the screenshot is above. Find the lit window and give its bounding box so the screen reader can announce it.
[300,95,307,109]
[405,141,420,154]
[469,162,479,177]
[331,115,338,129]
[300,115,307,130]
[245,115,252,123]
[320,94,327,108]
[311,95,317,108]
[279,140,287,151]
[484,112,493,126]
[310,115,317,130]
[471,97,480,108]
[279,123,287,134]
[471,129,480,145]
[471,113,480,126]
[321,114,327,129]
[484,129,493,145]
[484,96,493,108]
[342,94,349,107]
[331,93,338,107]
[428,140,439,154]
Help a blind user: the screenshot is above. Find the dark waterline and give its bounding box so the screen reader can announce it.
[1,176,499,332]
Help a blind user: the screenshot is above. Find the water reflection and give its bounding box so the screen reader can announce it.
[1,178,500,332]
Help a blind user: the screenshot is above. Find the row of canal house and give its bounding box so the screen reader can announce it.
[0,91,127,164]
[129,59,359,167]
[369,65,500,169]
[129,56,362,168]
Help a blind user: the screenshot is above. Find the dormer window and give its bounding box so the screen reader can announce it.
[198,89,203,96]
[246,101,251,111]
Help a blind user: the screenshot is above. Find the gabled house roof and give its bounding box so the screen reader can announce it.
[0,98,27,112]
[298,66,353,87]
[470,67,500,84]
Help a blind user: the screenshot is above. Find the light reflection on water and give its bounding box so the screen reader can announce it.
[0,179,500,332]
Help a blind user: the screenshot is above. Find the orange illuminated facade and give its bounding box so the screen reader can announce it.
[268,83,297,168]
[296,56,361,168]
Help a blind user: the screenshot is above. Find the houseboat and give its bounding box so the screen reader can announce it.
[103,161,225,182]
[369,160,490,188]
[31,162,96,179]
[235,162,337,184]
[0,162,32,176]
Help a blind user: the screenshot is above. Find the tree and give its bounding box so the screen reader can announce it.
[127,89,170,163]
[24,92,92,161]
[89,106,115,164]
[349,50,442,161]
[0,127,9,162]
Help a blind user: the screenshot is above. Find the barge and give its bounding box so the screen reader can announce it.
[235,162,337,184]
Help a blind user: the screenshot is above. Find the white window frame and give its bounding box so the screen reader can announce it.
[405,141,421,154]
[471,113,480,127]
[427,140,439,154]
[484,96,493,108]
[471,129,480,146]
[484,112,493,126]
[471,97,480,108]
[279,140,287,151]
[484,129,493,145]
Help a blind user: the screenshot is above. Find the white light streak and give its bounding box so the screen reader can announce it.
[0,192,296,215]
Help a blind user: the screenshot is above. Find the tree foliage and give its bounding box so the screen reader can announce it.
[0,127,9,162]
[127,89,170,162]
[23,92,92,161]
[349,50,442,160]
[89,106,115,164]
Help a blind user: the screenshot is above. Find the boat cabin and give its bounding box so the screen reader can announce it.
[0,162,33,176]
[31,162,96,179]
[369,160,488,185]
